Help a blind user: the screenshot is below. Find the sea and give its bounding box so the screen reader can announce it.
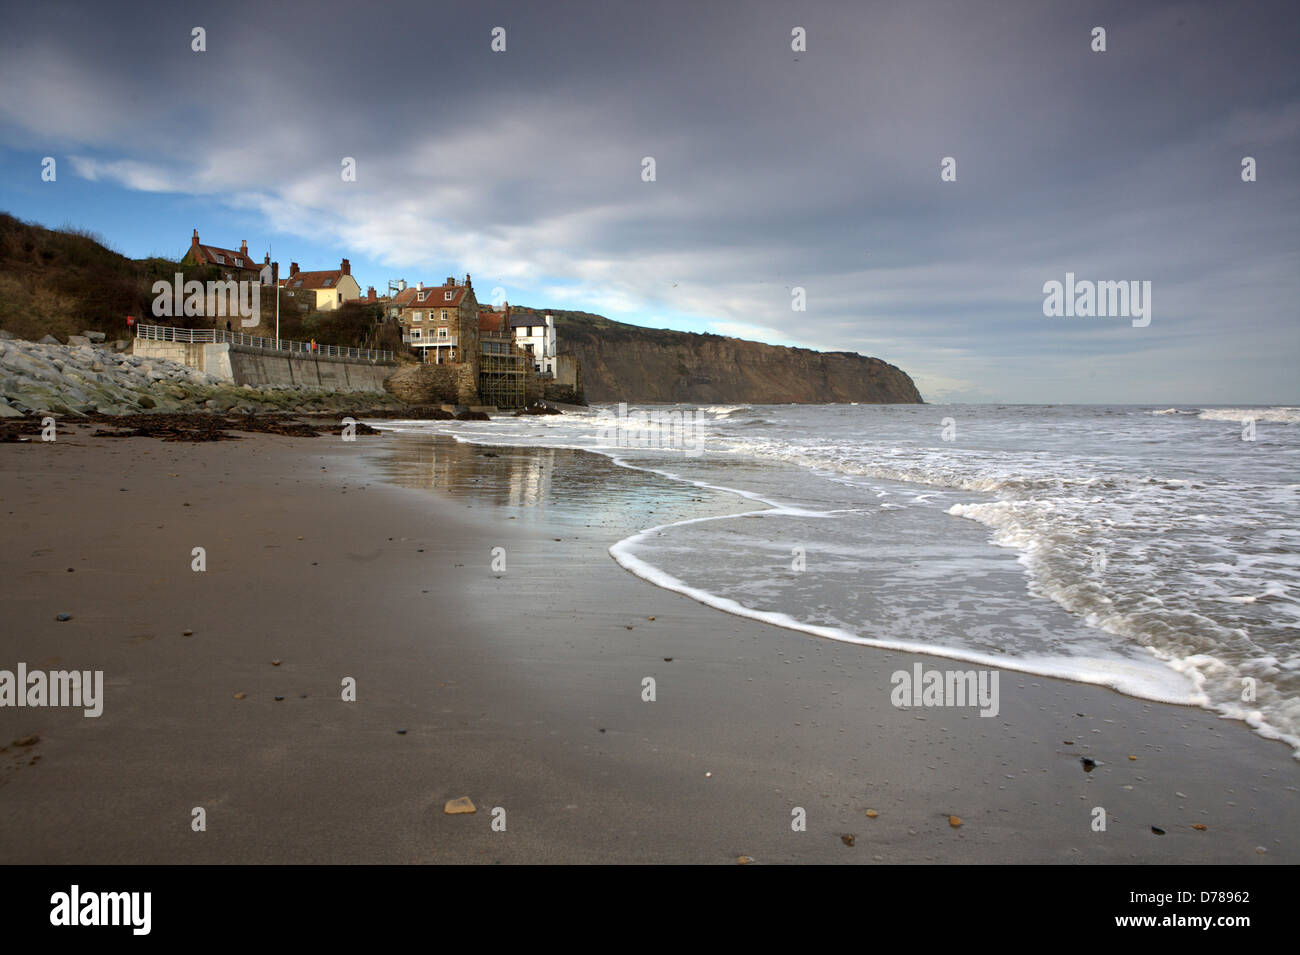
[372,403,1300,758]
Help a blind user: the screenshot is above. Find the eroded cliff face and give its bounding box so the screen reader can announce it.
[548,312,923,404]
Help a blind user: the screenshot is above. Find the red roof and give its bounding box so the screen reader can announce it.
[394,282,469,310]
[194,244,259,271]
[478,308,508,335]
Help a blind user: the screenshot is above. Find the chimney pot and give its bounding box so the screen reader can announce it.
[192,229,199,241]
[240,240,248,255]
[418,282,424,291]
[290,262,299,276]
[340,258,351,276]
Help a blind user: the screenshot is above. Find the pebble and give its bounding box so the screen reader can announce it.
[55,614,72,622]
[949,816,963,828]
[865,809,878,818]
[736,856,753,865]
[444,796,476,815]
[271,659,281,666]
[274,696,284,702]
[841,834,856,847]
[396,729,407,735]
[233,692,246,700]
[1151,826,1166,835]
[1080,757,1096,772]
[182,629,193,636]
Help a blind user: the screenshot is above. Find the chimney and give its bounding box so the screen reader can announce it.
[465,273,472,287]
[192,229,201,250]
[367,286,376,300]
[340,258,351,276]
[417,282,424,292]
[240,240,248,255]
[446,276,455,286]
[290,262,299,277]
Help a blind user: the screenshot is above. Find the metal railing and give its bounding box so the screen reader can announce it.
[135,324,394,363]
[403,334,458,346]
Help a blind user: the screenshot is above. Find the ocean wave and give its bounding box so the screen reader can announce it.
[1198,407,1300,424]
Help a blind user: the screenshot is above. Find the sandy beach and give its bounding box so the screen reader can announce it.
[0,423,1295,864]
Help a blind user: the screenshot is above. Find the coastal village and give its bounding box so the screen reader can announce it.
[180,229,582,410]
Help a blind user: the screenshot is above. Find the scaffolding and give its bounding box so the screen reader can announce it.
[479,338,526,408]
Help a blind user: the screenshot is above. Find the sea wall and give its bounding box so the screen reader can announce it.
[133,340,394,393]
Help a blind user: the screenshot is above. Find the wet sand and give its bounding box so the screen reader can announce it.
[0,424,1295,863]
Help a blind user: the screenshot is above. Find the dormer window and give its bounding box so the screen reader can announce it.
[215,253,225,264]
[418,291,426,302]
[323,278,333,287]
[444,291,453,301]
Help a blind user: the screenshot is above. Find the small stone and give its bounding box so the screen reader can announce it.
[1192,824,1207,831]
[1080,757,1096,772]
[949,815,963,828]
[271,659,281,666]
[865,809,879,818]
[55,614,72,622]
[233,692,246,700]
[664,657,673,662]
[1128,755,1137,760]
[13,735,39,747]
[705,772,712,778]
[841,834,856,847]
[625,625,633,630]
[648,616,655,621]
[396,729,407,735]
[1063,740,1074,745]
[444,796,476,815]
[736,855,753,865]
[1151,826,1166,835]
[274,696,284,702]
[182,629,193,636]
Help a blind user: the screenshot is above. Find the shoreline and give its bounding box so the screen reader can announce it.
[0,424,1295,863]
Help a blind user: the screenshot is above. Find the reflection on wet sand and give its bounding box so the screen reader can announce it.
[371,432,745,532]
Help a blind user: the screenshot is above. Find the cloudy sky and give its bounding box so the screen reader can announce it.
[0,0,1295,403]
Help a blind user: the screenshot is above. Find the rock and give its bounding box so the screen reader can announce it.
[0,404,23,418]
[1080,757,1096,772]
[55,613,72,622]
[271,659,281,666]
[233,692,246,700]
[182,629,193,636]
[136,395,155,409]
[444,796,476,815]
[0,330,15,340]
[37,335,60,345]
[13,735,39,747]
[841,834,856,846]
[736,856,753,865]
[1192,824,1207,831]
[83,331,106,343]
[865,809,879,818]
[1151,826,1166,835]
[948,815,963,828]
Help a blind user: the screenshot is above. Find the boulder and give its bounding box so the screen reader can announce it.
[0,403,23,418]
[37,335,60,345]
[0,330,15,340]
[82,331,107,343]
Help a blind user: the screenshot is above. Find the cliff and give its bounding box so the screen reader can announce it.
[522,310,923,404]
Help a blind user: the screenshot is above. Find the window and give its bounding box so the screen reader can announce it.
[418,291,426,302]
[215,253,225,264]
[323,278,333,287]
[438,327,448,339]
[412,312,422,322]
[444,291,453,301]
[532,326,540,336]
[410,329,422,339]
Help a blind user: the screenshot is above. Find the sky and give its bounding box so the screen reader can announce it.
[0,0,1296,403]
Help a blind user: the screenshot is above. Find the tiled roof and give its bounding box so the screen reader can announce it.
[283,270,344,290]
[394,283,468,309]
[196,245,259,271]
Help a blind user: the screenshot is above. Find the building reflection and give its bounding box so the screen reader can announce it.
[378,433,555,508]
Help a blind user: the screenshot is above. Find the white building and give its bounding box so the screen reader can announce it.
[509,312,556,376]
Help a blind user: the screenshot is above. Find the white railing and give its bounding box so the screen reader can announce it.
[135,324,394,362]
[403,334,458,347]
